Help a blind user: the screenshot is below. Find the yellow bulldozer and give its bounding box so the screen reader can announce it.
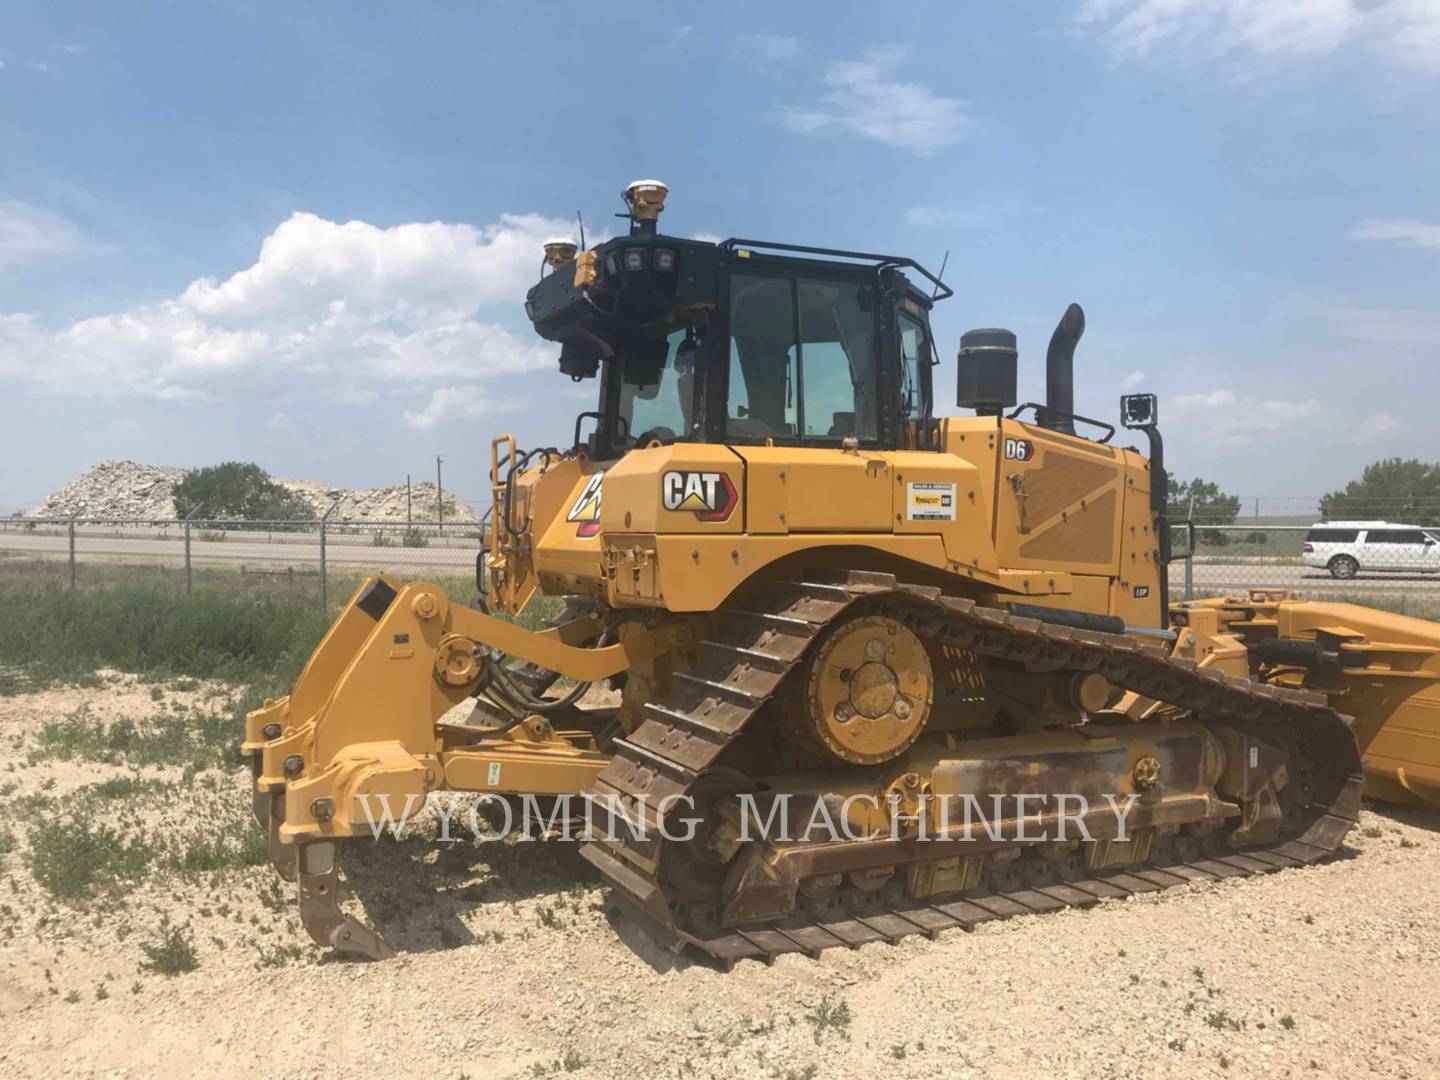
[243,180,1438,965]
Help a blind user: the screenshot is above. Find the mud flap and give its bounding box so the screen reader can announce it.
[296,840,394,961]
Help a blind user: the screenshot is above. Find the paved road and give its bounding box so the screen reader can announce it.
[4,528,1439,600]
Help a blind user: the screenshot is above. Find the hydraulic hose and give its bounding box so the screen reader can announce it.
[477,622,619,717]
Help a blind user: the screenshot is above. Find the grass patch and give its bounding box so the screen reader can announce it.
[0,575,330,687]
[168,822,268,873]
[29,701,249,774]
[255,941,307,968]
[804,994,852,1041]
[139,922,199,975]
[27,819,156,900]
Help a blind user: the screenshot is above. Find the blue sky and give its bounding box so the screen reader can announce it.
[2,1,1438,511]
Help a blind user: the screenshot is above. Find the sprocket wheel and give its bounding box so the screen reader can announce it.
[798,613,934,765]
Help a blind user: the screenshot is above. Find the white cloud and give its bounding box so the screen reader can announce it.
[0,210,574,419]
[774,47,968,157]
[1350,218,1440,251]
[1077,0,1440,72]
[1169,387,1323,444]
[1371,0,1440,70]
[1350,410,1405,445]
[1172,388,1237,410]
[690,232,723,244]
[0,200,88,267]
[1120,370,1146,390]
[402,385,527,430]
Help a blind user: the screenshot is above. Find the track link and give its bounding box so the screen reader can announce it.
[580,571,1364,968]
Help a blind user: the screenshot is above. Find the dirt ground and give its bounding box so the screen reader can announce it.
[1,677,1437,1079]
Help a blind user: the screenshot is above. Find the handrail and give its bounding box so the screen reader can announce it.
[717,238,953,302]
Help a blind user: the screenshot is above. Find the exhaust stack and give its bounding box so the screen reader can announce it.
[1043,302,1085,435]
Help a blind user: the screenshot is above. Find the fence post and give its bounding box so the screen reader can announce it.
[320,518,328,612]
[67,512,78,589]
[319,497,341,613]
[1184,549,1194,601]
[181,503,206,594]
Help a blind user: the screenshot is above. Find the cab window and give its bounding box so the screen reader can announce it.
[618,327,696,444]
[726,272,877,442]
[727,274,796,438]
[798,278,877,440]
[899,313,930,421]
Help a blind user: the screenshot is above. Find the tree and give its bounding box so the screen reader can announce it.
[1166,477,1241,525]
[1320,458,1440,524]
[172,462,315,521]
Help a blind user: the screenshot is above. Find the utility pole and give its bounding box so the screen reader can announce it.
[406,474,412,526]
[436,455,444,534]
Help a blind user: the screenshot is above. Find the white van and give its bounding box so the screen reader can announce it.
[1302,521,1440,579]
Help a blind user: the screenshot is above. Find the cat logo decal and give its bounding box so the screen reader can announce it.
[661,470,737,522]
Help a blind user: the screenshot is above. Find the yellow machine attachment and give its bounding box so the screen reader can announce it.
[240,575,680,957]
[1178,590,1440,811]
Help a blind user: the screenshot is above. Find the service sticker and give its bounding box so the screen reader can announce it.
[486,762,502,787]
[906,481,957,522]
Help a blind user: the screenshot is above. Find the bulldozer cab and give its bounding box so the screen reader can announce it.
[576,248,939,462]
[526,194,948,464]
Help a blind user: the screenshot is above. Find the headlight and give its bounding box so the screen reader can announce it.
[654,248,675,272]
[624,248,646,271]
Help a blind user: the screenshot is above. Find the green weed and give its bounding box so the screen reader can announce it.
[139,923,199,975]
[805,994,852,1041]
[27,819,155,900]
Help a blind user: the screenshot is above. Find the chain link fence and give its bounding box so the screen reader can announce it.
[4,511,1440,621]
[1168,521,1440,617]
[0,515,487,618]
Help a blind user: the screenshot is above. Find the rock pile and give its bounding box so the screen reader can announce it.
[28,461,188,519]
[277,478,478,522]
[28,461,480,522]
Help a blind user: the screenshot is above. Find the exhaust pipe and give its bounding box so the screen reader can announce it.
[1043,302,1085,435]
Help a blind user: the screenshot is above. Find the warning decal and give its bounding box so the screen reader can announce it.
[906,481,957,522]
[566,470,605,537]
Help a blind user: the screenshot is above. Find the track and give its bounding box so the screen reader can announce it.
[580,571,1364,968]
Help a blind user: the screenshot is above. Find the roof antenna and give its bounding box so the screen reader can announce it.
[930,250,950,301]
[576,210,586,252]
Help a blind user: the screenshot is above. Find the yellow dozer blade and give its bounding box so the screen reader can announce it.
[1180,590,1440,811]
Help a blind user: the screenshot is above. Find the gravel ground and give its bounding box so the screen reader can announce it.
[1,678,1436,1079]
